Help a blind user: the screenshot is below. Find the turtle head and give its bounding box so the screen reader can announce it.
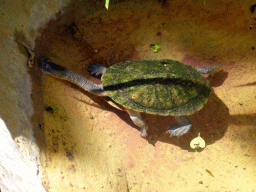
[40,61,66,75]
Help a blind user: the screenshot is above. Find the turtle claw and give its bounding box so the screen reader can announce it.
[126,109,148,138]
[208,65,222,75]
[196,65,222,75]
[166,124,192,136]
[140,128,147,137]
[88,63,107,76]
[166,116,192,136]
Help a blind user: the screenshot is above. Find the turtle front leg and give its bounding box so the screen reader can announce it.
[166,116,192,136]
[126,109,148,137]
[196,65,221,75]
[88,63,107,76]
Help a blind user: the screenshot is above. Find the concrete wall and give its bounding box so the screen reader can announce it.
[0,0,73,191]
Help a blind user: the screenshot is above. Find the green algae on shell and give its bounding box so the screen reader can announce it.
[102,59,211,116]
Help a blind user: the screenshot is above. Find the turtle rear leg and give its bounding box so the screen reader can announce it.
[126,109,148,137]
[88,63,107,76]
[166,116,192,136]
[196,65,221,75]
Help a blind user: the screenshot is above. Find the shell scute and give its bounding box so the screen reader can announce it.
[102,59,211,116]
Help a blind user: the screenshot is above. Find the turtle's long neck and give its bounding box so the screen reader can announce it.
[63,68,106,95]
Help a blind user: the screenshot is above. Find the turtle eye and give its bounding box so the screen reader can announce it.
[40,61,66,74]
[40,61,53,73]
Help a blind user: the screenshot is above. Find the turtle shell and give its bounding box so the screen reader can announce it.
[102,59,211,116]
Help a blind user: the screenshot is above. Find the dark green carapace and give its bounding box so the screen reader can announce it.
[102,59,211,116]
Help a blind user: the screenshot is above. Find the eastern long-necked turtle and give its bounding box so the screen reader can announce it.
[40,59,220,137]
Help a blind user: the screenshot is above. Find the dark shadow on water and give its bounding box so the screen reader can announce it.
[207,69,228,87]
[49,62,233,152]
[235,81,256,87]
[144,92,230,151]
[73,83,230,151]
[229,113,256,126]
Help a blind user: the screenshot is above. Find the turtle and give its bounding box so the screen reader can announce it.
[40,59,220,137]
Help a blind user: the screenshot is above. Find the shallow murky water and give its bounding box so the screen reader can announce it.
[38,0,256,191]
